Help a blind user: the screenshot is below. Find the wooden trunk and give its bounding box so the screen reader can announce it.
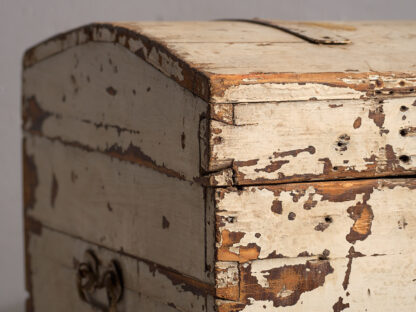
[23,20,416,311]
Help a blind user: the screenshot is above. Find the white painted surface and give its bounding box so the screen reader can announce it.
[2,1,416,311]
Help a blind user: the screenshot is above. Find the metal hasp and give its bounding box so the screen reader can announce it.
[77,250,123,312]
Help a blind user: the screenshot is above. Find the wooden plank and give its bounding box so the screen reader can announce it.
[23,41,208,183]
[24,134,213,283]
[217,254,416,311]
[216,179,416,262]
[208,97,416,184]
[209,73,416,104]
[27,224,212,312]
[23,22,416,104]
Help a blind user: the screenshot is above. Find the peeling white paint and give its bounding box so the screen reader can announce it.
[215,262,239,289]
[148,47,184,81]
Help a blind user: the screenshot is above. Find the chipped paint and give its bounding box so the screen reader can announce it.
[215,262,239,300]
[147,47,184,81]
[211,104,234,125]
[22,96,51,135]
[50,173,58,208]
[240,259,334,308]
[106,86,117,95]
[199,168,234,186]
[23,139,38,211]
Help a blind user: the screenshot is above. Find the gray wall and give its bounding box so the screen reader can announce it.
[0,0,414,311]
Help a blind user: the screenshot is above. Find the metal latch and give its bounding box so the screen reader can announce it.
[77,250,123,312]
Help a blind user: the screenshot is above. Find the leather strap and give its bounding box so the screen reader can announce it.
[220,18,353,45]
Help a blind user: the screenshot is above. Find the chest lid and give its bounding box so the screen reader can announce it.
[25,20,416,104]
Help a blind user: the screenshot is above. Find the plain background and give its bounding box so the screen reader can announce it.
[1,1,415,311]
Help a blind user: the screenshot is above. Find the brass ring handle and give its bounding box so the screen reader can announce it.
[76,250,123,312]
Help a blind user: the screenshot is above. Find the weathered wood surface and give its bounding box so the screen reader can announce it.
[215,178,416,311]
[208,97,416,184]
[26,223,213,312]
[216,253,416,311]
[23,20,416,312]
[23,41,208,184]
[24,21,416,103]
[24,134,213,283]
[216,178,416,262]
